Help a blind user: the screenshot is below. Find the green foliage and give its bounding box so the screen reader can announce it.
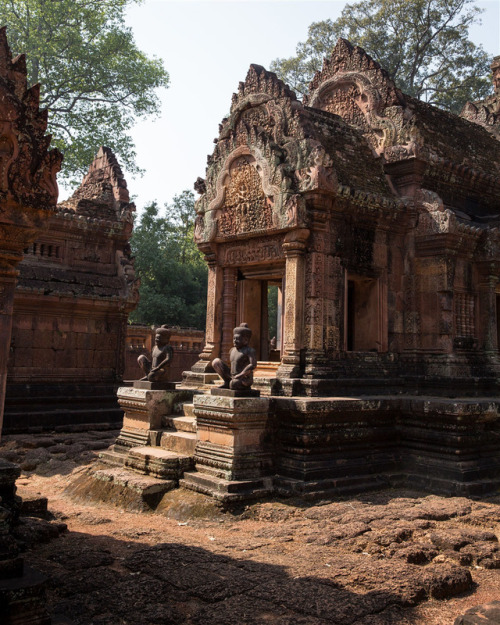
[129,191,208,330]
[0,0,169,182]
[271,0,492,113]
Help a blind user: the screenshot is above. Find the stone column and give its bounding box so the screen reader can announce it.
[192,248,223,373]
[479,274,498,352]
[277,228,310,378]
[221,266,238,361]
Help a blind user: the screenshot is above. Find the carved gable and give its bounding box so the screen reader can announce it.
[305,39,414,159]
[319,81,372,133]
[217,156,273,237]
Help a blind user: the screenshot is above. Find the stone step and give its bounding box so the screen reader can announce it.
[159,430,197,455]
[125,446,193,480]
[164,415,196,433]
[91,467,176,509]
[181,403,195,417]
[180,471,273,503]
[99,447,128,467]
[254,361,280,378]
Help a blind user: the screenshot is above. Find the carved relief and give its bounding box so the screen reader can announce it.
[221,237,283,266]
[319,81,372,133]
[240,104,272,134]
[193,214,204,244]
[284,194,306,227]
[308,73,400,155]
[217,156,273,237]
[296,145,338,194]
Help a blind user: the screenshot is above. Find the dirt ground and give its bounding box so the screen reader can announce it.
[2,430,500,625]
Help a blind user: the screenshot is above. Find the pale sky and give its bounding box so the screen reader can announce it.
[64,0,500,211]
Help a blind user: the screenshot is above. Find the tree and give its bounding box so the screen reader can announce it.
[0,0,168,182]
[129,191,208,329]
[271,0,492,113]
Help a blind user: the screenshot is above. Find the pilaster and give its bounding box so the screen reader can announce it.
[479,274,499,352]
[277,228,310,378]
[192,248,223,373]
[221,266,238,361]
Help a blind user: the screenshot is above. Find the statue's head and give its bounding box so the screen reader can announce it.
[155,325,172,346]
[233,322,252,348]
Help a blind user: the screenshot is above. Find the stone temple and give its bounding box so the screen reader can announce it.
[95,42,500,507]
[172,41,500,501]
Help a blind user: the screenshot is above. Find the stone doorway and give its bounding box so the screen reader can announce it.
[345,273,385,352]
[236,267,284,363]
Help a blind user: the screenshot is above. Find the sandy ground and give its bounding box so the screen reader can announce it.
[2,430,500,625]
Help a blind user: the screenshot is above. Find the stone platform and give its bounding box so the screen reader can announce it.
[273,395,500,499]
[80,383,500,506]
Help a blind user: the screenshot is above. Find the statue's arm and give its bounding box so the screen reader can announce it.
[233,348,257,379]
[150,346,173,372]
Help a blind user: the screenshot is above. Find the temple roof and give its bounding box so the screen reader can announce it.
[59,147,133,221]
[301,106,393,197]
[195,38,500,242]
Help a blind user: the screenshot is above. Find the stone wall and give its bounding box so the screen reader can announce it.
[3,148,138,433]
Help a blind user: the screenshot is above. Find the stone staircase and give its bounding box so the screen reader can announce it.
[97,396,199,506]
[96,367,279,508]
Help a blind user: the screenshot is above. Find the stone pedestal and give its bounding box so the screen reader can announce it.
[113,387,180,450]
[181,394,272,502]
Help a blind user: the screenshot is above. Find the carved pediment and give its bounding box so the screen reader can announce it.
[195,139,308,243]
[0,28,62,213]
[306,39,419,160]
[217,155,273,237]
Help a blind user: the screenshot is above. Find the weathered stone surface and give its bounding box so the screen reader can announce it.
[455,601,500,625]
[66,466,176,512]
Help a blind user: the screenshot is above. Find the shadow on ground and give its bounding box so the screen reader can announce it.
[25,526,453,625]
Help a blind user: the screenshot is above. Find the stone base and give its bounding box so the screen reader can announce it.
[273,473,392,499]
[210,388,260,398]
[180,472,273,503]
[3,382,123,434]
[273,395,500,498]
[114,387,194,451]
[193,394,272,481]
[133,380,177,390]
[67,466,176,512]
